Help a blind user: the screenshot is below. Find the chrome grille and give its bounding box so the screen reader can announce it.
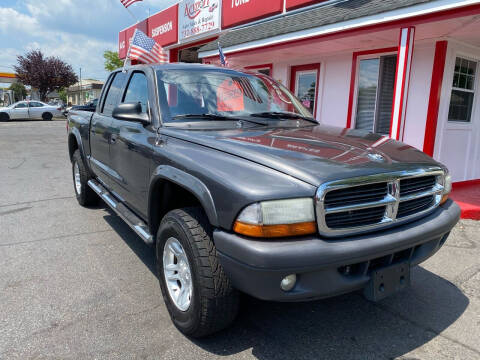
[316,169,445,237]
[324,183,388,208]
[325,206,386,229]
[400,175,436,196]
[397,195,435,218]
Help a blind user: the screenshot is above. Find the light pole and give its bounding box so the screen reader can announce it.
[79,67,82,105]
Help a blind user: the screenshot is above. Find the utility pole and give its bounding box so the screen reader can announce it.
[79,67,82,105]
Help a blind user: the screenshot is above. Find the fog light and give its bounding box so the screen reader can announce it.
[280,274,297,292]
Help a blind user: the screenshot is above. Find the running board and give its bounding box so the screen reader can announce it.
[88,179,154,245]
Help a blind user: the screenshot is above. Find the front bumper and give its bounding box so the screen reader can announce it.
[213,200,460,301]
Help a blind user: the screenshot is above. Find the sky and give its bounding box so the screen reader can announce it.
[0,0,177,86]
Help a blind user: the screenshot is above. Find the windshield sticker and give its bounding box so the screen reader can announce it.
[217,79,244,111]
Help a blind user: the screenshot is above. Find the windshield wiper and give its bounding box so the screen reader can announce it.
[250,111,317,123]
[173,113,235,120]
[172,113,267,125]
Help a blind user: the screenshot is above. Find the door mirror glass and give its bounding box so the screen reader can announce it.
[112,102,149,124]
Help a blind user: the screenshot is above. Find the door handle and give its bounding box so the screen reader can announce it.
[110,134,117,144]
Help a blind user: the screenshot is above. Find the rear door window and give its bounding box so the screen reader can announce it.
[102,72,127,115]
[29,102,44,107]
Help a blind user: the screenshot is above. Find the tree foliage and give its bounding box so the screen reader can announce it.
[58,88,67,103]
[14,50,78,102]
[103,50,123,72]
[8,82,27,102]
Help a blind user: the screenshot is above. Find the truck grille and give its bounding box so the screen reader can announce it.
[316,170,445,236]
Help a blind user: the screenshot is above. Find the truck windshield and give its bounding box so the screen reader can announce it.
[156,69,315,122]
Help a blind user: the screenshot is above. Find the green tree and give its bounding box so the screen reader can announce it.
[103,50,123,72]
[58,87,67,103]
[8,82,27,102]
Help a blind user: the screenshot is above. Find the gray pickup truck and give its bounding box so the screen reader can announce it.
[67,63,460,337]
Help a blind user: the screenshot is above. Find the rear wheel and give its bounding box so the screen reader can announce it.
[156,207,239,338]
[72,150,98,206]
[0,112,9,122]
[42,112,53,121]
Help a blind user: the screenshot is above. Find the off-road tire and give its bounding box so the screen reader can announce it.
[0,112,9,122]
[156,207,240,338]
[72,150,98,206]
[42,112,53,121]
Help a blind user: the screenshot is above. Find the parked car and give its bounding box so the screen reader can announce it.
[71,98,98,112]
[0,100,63,121]
[67,63,460,337]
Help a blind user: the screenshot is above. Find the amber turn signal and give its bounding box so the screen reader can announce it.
[440,194,449,205]
[233,221,317,238]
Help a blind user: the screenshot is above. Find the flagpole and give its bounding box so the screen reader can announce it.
[125,7,139,23]
[123,29,137,72]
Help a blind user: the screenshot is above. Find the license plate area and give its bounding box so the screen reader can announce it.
[363,262,410,302]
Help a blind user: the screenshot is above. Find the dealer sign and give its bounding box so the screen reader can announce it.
[179,0,220,41]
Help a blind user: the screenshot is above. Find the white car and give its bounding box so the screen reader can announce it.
[0,101,63,121]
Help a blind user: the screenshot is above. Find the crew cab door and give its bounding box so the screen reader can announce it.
[109,70,154,218]
[89,71,127,189]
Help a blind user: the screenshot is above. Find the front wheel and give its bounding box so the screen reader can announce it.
[0,112,9,122]
[156,207,239,338]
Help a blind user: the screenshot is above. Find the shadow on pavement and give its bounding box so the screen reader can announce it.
[102,206,469,360]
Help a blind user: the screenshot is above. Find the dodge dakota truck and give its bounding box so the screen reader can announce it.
[67,63,460,337]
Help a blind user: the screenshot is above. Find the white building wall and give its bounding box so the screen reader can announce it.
[317,54,351,128]
[271,53,351,127]
[402,42,436,150]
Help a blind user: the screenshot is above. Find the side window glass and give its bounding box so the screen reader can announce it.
[102,72,127,116]
[30,102,43,107]
[15,103,27,108]
[123,72,149,113]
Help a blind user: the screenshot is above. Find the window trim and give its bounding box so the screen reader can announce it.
[447,55,478,124]
[353,53,397,135]
[347,47,398,129]
[244,63,273,76]
[290,63,320,117]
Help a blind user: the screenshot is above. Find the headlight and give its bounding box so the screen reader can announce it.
[440,170,452,205]
[233,198,316,238]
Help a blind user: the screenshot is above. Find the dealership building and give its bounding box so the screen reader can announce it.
[119,0,480,184]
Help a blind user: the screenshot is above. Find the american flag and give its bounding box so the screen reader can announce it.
[218,42,229,67]
[128,29,168,64]
[120,0,142,8]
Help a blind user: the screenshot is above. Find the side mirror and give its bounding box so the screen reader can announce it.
[112,102,150,124]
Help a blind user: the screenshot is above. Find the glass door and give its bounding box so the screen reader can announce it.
[290,64,320,116]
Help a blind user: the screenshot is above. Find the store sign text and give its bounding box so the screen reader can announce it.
[152,21,173,37]
[179,0,220,41]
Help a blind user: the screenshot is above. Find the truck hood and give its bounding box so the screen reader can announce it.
[162,124,443,186]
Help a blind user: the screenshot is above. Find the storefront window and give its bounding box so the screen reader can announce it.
[355,55,397,135]
[294,71,317,114]
[448,57,477,122]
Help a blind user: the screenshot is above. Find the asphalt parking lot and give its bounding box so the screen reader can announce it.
[0,120,479,360]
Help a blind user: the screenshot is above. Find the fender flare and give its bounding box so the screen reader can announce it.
[68,128,88,168]
[148,165,219,228]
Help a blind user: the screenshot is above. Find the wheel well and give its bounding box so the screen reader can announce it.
[149,180,203,238]
[68,134,78,162]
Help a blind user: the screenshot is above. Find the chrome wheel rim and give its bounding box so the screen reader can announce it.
[74,162,81,195]
[163,237,192,312]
